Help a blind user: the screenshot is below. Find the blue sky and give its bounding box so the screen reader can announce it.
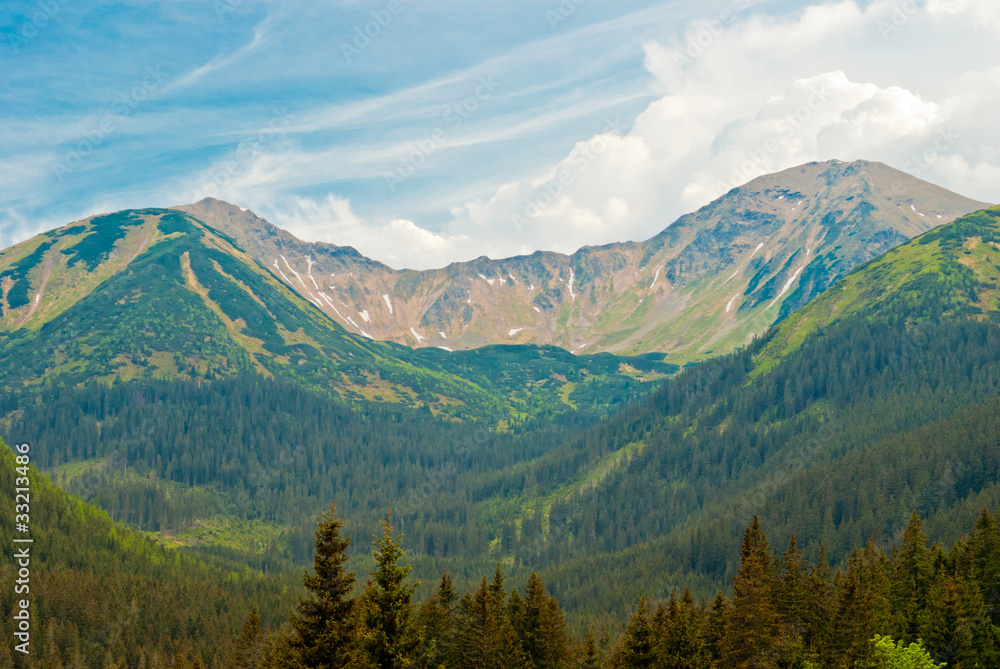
[2,0,999,268]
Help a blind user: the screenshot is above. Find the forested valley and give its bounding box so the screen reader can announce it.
[2,204,1000,667]
[4,443,997,669]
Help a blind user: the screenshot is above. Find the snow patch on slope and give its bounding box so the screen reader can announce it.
[649,266,662,291]
[279,255,310,291]
[728,242,766,281]
[318,293,346,321]
[768,266,806,310]
[274,260,293,285]
[726,294,740,313]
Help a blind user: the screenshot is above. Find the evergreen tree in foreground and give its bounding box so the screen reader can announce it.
[578,627,600,669]
[611,597,656,669]
[415,572,457,669]
[361,505,420,669]
[721,516,784,669]
[287,502,359,669]
[513,571,572,669]
[230,607,265,669]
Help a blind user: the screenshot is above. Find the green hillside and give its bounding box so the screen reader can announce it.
[475,206,1000,621]
[0,208,673,420]
[757,204,1000,368]
[0,441,294,668]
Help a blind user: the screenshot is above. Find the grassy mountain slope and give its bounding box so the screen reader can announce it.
[758,204,1000,367]
[178,160,987,362]
[0,208,673,419]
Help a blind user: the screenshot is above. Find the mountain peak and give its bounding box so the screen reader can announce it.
[173,198,378,267]
[172,162,988,361]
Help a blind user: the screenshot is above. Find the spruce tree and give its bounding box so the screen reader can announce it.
[832,540,891,667]
[721,517,783,669]
[613,597,656,669]
[288,501,359,669]
[704,592,729,664]
[969,508,1000,625]
[453,570,525,669]
[923,569,973,668]
[361,507,420,669]
[45,628,64,669]
[516,572,571,669]
[578,627,599,669]
[777,534,807,633]
[415,572,457,669]
[659,589,710,669]
[490,570,529,669]
[230,607,265,669]
[891,512,935,642]
[776,534,809,665]
[453,582,491,669]
[802,545,834,663]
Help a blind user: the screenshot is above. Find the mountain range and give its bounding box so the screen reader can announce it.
[1,162,999,653]
[0,207,673,420]
[177,159,986,362]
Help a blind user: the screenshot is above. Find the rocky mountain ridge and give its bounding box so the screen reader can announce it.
[176,160,988,362]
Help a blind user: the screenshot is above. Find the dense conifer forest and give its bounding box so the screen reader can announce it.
[4,446,997,669]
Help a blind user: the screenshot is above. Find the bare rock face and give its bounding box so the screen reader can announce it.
[175,160,988,363]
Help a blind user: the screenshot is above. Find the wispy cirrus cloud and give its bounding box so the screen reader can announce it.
[162,17,276,94]
[1,0,997,270]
